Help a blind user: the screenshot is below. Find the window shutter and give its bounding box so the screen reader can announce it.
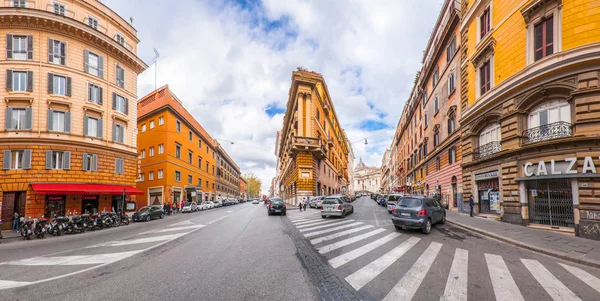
[120,159,124,175]
[45,150,52,169]
[124,98,129,114]
[114,158,118,174]
[64,111,71,133]
[3,150,11,170]
[6,34,13,59]
[66,76,72,96]
[47,109,54,131]
[5,107,12,130]
[27,35,33,60]
[98,86,103,105]
[48,38,54,62]
[6,70,13,91]
[91,154,98,172]
[83,115,88,136]
[112,123,117,142]
[97,118,103,138]
[63,151,70,170]
[98,55,104,78]
[84,49,89,73]
[60,42,66,65]
[88,84,92,102]
[23,150,31,170]
[25,107,32,130]
[112,92,116,110]
[26,71,33,92]
[82,153,89,171]
[47,73,54,93]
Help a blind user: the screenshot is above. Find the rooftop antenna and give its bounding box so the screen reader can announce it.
[152,48,160,90]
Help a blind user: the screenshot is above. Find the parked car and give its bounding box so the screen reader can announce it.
[391,195,445,234]
[206,201,215,209]
[132,205,164,222]
[321,195,354,218]
[267,198,286,215]
[309,196,324,208]
[182,202,197,213]
[198,202,208,211]
[378,194,389,206]
[371,193,380,201]
[386,194,403,213]
[252,199,259,204]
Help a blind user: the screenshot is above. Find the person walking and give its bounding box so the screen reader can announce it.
[469,195,475,217]
[12,212,19,232]
[169,202,173,216]
[180,200,185,212]
[303,197,307,211]
[298,199,303,212]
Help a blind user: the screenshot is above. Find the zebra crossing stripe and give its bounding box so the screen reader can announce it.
[0,251,143,266]
[328,232,401,269]
[345,236,421,291]
[291,217,324,224]
[304,222,365,238]
[485,254,525,301]
[295,219,346,228]
[383,242,442,301]
[289,214,320,220]
[141,225,205,234]
[311,225,375,245]
[441,248,468,301]
[87,233,187,248]
[318,228,387,254]
[0,280,31,290]
[522,259,581,301]
[559,262,600,294]
[289,216,319,222]
[299,220,356,232]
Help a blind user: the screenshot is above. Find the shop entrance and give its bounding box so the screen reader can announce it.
[45,195,66,218]
[477,178,500,214]
[1,192,25,228]
[81,195,99,214]
[526,179,574,228]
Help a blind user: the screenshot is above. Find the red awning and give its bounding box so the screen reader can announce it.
[31,183,143,195]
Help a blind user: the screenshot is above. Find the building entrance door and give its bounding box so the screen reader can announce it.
[1,192,15,229]
[527,179,574,228]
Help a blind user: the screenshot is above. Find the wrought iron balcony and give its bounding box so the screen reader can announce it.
[473,141,501,160]
[522,121,572,145]
[291,136,327,159]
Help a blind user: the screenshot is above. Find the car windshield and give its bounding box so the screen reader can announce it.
[138,207,149,212]
[397,198,423,207]
[185,203,192,206]
[322,198,340,204]
[271,200,283,205]
[388,195,401,203]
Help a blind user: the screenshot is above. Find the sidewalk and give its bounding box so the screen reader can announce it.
[446,210,600,268]
[0,229,22,241]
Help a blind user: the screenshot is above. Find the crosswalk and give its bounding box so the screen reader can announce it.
[287,211,600,301]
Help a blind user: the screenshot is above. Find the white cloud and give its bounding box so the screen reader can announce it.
[105,0,445,192]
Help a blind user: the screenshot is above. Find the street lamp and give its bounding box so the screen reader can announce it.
[216,138,234,145]
[349,138,368,145]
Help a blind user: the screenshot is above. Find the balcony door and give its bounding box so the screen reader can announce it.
[529,100,570,128]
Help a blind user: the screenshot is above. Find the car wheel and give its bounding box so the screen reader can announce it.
[440,214,446,224]
[268,211,271,216]
[322,215,326,219]
[283,212,286,216]
[341,210,346,218]
[422,219,432,234]
[394,225,402,231]
[160,213,164,219]
[146,216,151,222]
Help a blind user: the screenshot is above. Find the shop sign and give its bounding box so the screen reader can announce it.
[475,171,498,181]
[47,195,65,201]
[82,195,98,201]
[523,156,599,177]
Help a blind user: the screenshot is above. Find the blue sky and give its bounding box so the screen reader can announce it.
[105,0,445,192]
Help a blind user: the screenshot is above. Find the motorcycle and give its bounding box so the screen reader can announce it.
[48,215,64,236]
[20,217,33,240]
[119,212,130,226]
[34,217,48,239]
[100,211,112,228]
[82,213,96,231]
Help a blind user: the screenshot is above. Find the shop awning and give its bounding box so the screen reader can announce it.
[31,183,143,195]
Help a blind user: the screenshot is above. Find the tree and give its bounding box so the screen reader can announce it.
[243,173,262,198]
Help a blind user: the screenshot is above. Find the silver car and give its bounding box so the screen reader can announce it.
[309,196,324,208]
[321,195,354,218]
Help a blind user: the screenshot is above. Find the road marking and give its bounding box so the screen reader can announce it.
[141,225,205,234]
[292,216,327,224]
[207,215,230,225]
[485,254,525,301]
[559,262,600,293]
[345,236,421,291]
[383,241,442,301]
[522,259,581,301]
[169,220,193,226]
[328,232,401,268]
[303,222,365,238]
[226,210,233,213]
[318,228,387,254]
[0,251,143,266]
[289,215,320,222]
[296,219,349,229]
[0,280,31,290]
[299,220,356,232]
[293,218,335,226]
[311,225,375,245]
[440,248,468,301]
[86,233,187,248]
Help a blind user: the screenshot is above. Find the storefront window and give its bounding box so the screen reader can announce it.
[45,195,66,218]
[82,195,99,214]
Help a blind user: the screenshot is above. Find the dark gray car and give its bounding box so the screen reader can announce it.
[391,196,445,234]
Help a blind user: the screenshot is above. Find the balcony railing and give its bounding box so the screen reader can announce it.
[293,136,320,146]
[473,141,501,160]
[522,121,572,145]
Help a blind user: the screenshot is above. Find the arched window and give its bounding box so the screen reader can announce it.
[479,124,501,146]
[525,99,571,143]
[448,113,456,135]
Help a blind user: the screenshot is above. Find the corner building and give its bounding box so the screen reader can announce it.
[459,0,600,239]
[277,70,351,204]
[0,0,147,224]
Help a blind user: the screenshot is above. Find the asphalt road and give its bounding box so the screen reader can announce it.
[2,197,600,301]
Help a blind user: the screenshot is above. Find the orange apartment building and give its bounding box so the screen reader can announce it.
[136,85,218,208]
[0,0,147,226]
[240,177,247,199]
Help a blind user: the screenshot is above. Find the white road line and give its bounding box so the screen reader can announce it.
[383,241,443,301]
[311,225,375,245]
[299,220,356,232]
[304,222,364,238]
[296,219,349,229]
[522,259,581,301]
[440,248,468,301]
[0,251,143,266]
[86,233,187,248]
[559,262,600,294]
[0,280,31,290]
[485,254,525,301]
[226,210,233,213]
[318,228,387,254]
[293,218,335,226]
[169,220,193,226]
[345,237,421,291]
[289,215,320,222]
[328,232,401,269]
[141,225,205,234]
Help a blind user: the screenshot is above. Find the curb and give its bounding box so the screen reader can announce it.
[446,219,600,269]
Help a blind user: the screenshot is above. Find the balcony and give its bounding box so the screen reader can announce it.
[522,121,572,145]
[473,141,501,160]
[291,136,327,158]
[328,138,334,147]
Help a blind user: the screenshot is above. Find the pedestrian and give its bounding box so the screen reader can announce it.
[163,203,168,215]
[298,199,303,212]
[169,202,173,216]
[181,200,185,211]
[469,195,475,217]
[12,212,19,232]
[303,197,307,211]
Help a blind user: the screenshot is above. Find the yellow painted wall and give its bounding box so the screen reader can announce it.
[563,0,600,50]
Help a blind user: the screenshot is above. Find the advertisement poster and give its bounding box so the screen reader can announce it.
[490,191,500,212]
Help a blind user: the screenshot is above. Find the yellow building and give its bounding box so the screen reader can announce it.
[459,0,600,239]
[0,0,146,224]
[276,69,351,204]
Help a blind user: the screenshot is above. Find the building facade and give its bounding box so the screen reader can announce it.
[240,177,247,199]
[380,149,392,193]
[216,144,241,200]
[354,159,381,194]
[459,0,600,239]
[276,69,351,204]
[0,0,147,225]
[347,135,356,196]
[136,85,217,208]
